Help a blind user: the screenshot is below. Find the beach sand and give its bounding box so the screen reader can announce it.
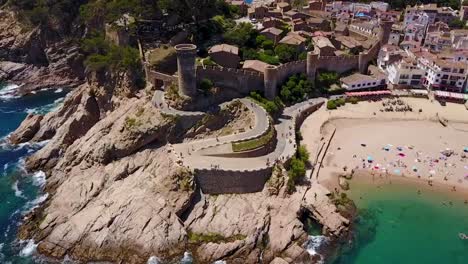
[301,98,468,198]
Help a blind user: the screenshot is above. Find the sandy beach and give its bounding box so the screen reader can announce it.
[301,98,468,197]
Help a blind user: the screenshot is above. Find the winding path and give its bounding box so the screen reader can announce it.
[152,90,325,171]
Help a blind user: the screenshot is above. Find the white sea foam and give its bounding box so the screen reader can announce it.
[12,181,25,198]
[32,171,46,187]
[55,88,63,93]
[23,193,49,214]
[181,251,193,263]
[147,256,161,264]
[213,261,227,264]
[304,235,329,263]
[0,83,20,100]
[19,239,37,257]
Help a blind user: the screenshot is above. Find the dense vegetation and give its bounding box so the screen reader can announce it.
[249,91,284,115]
[286,145,309,192]
[280,74,315,105]
[9,0,87,32]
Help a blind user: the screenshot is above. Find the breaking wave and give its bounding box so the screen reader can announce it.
[304,235,329,264]
[0,84,20,100]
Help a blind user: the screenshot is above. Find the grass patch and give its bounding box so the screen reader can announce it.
[188,232,246,244]
[232,125,274,152]
[148,46,176,66]
[124,117,141,130]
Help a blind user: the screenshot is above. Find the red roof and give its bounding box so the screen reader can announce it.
[345,90,391,97]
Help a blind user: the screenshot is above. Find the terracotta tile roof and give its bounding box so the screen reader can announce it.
[209,44,239,55]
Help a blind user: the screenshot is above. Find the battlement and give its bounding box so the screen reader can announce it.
[197,65,264,78]
[174,43,197,54]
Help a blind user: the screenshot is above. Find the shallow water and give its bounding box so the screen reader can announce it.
[334,180,468,264]
[0,83,68,263]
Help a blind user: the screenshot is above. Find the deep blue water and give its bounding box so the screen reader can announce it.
[0,83,68,263]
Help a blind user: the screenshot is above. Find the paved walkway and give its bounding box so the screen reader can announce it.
[153,90,325,171]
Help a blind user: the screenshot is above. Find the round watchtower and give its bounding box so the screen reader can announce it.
[175,44,197,97]
[378,20,394,46]
[264,65,278,100]
[306,52,319,82]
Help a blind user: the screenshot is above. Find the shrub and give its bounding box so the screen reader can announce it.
[280,74,314,105]
[288,157,306,183]
[258,52,280,65]
[347,96,359,104]
[297,145,310,163]
[200,78,214,93]
[327,100,337,110]
[336,98,346,107]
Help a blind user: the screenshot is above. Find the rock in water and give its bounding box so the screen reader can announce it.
[9,114,43,144]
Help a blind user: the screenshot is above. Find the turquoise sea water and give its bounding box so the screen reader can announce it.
[334,180,468,264]
[2,82,468,263]
[0,83,67,263]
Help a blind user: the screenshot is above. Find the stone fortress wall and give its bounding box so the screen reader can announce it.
[145,21,392,194]
[196,65,264,95]
[147,21,392,100]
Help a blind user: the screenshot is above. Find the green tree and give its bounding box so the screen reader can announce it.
[274,44,298,63]
[449,19,467,29]
[258,52,280,65]
[241,48,259,60]
[200,78,214,92]
[288,157,306,182]
[262,40,275,50]
[223,22,256,46]
[297,145,310,163]
[317,71,339,89]
[279,74,313,104]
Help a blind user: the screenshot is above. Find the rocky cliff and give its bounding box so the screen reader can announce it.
[10,72,342,263]
[0,10,85,94]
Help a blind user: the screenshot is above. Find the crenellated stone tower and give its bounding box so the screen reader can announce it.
[306,52,319,82]
[264,65,278,100]
[378,20,394,46]
[175,44,197,97]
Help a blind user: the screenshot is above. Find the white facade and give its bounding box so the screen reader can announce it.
[387,59,425,88]
[340,73,386,91]
[370,1,389,12]
[419,58,468,93]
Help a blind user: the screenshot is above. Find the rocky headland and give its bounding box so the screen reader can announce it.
[0,10,85,95]
[8,66,354,263]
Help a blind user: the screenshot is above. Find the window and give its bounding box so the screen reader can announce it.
[442,75,448,79]
[351,84,355,88]
[357,84,361,87]
[460,69,465,74]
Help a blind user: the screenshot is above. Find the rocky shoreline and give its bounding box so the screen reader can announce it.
[0,10,85,95]
[7,71,355,263]
[2,7,355,263]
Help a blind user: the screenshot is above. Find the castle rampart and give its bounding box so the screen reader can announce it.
[196,65,264,95]
[175,44,197,97]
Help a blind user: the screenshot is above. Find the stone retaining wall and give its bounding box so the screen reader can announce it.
[196,66,264,95]
[194,167,272,194]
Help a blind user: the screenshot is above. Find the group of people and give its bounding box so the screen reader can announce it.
[380,98,413,112]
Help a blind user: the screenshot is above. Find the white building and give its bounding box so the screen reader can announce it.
[340,72,386,91]
[370,1,389,12]
[387,57,425,88]
[419,58,468,93]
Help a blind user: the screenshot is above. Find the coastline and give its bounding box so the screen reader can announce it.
[343,169,468,201]
[301,98,468,203]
